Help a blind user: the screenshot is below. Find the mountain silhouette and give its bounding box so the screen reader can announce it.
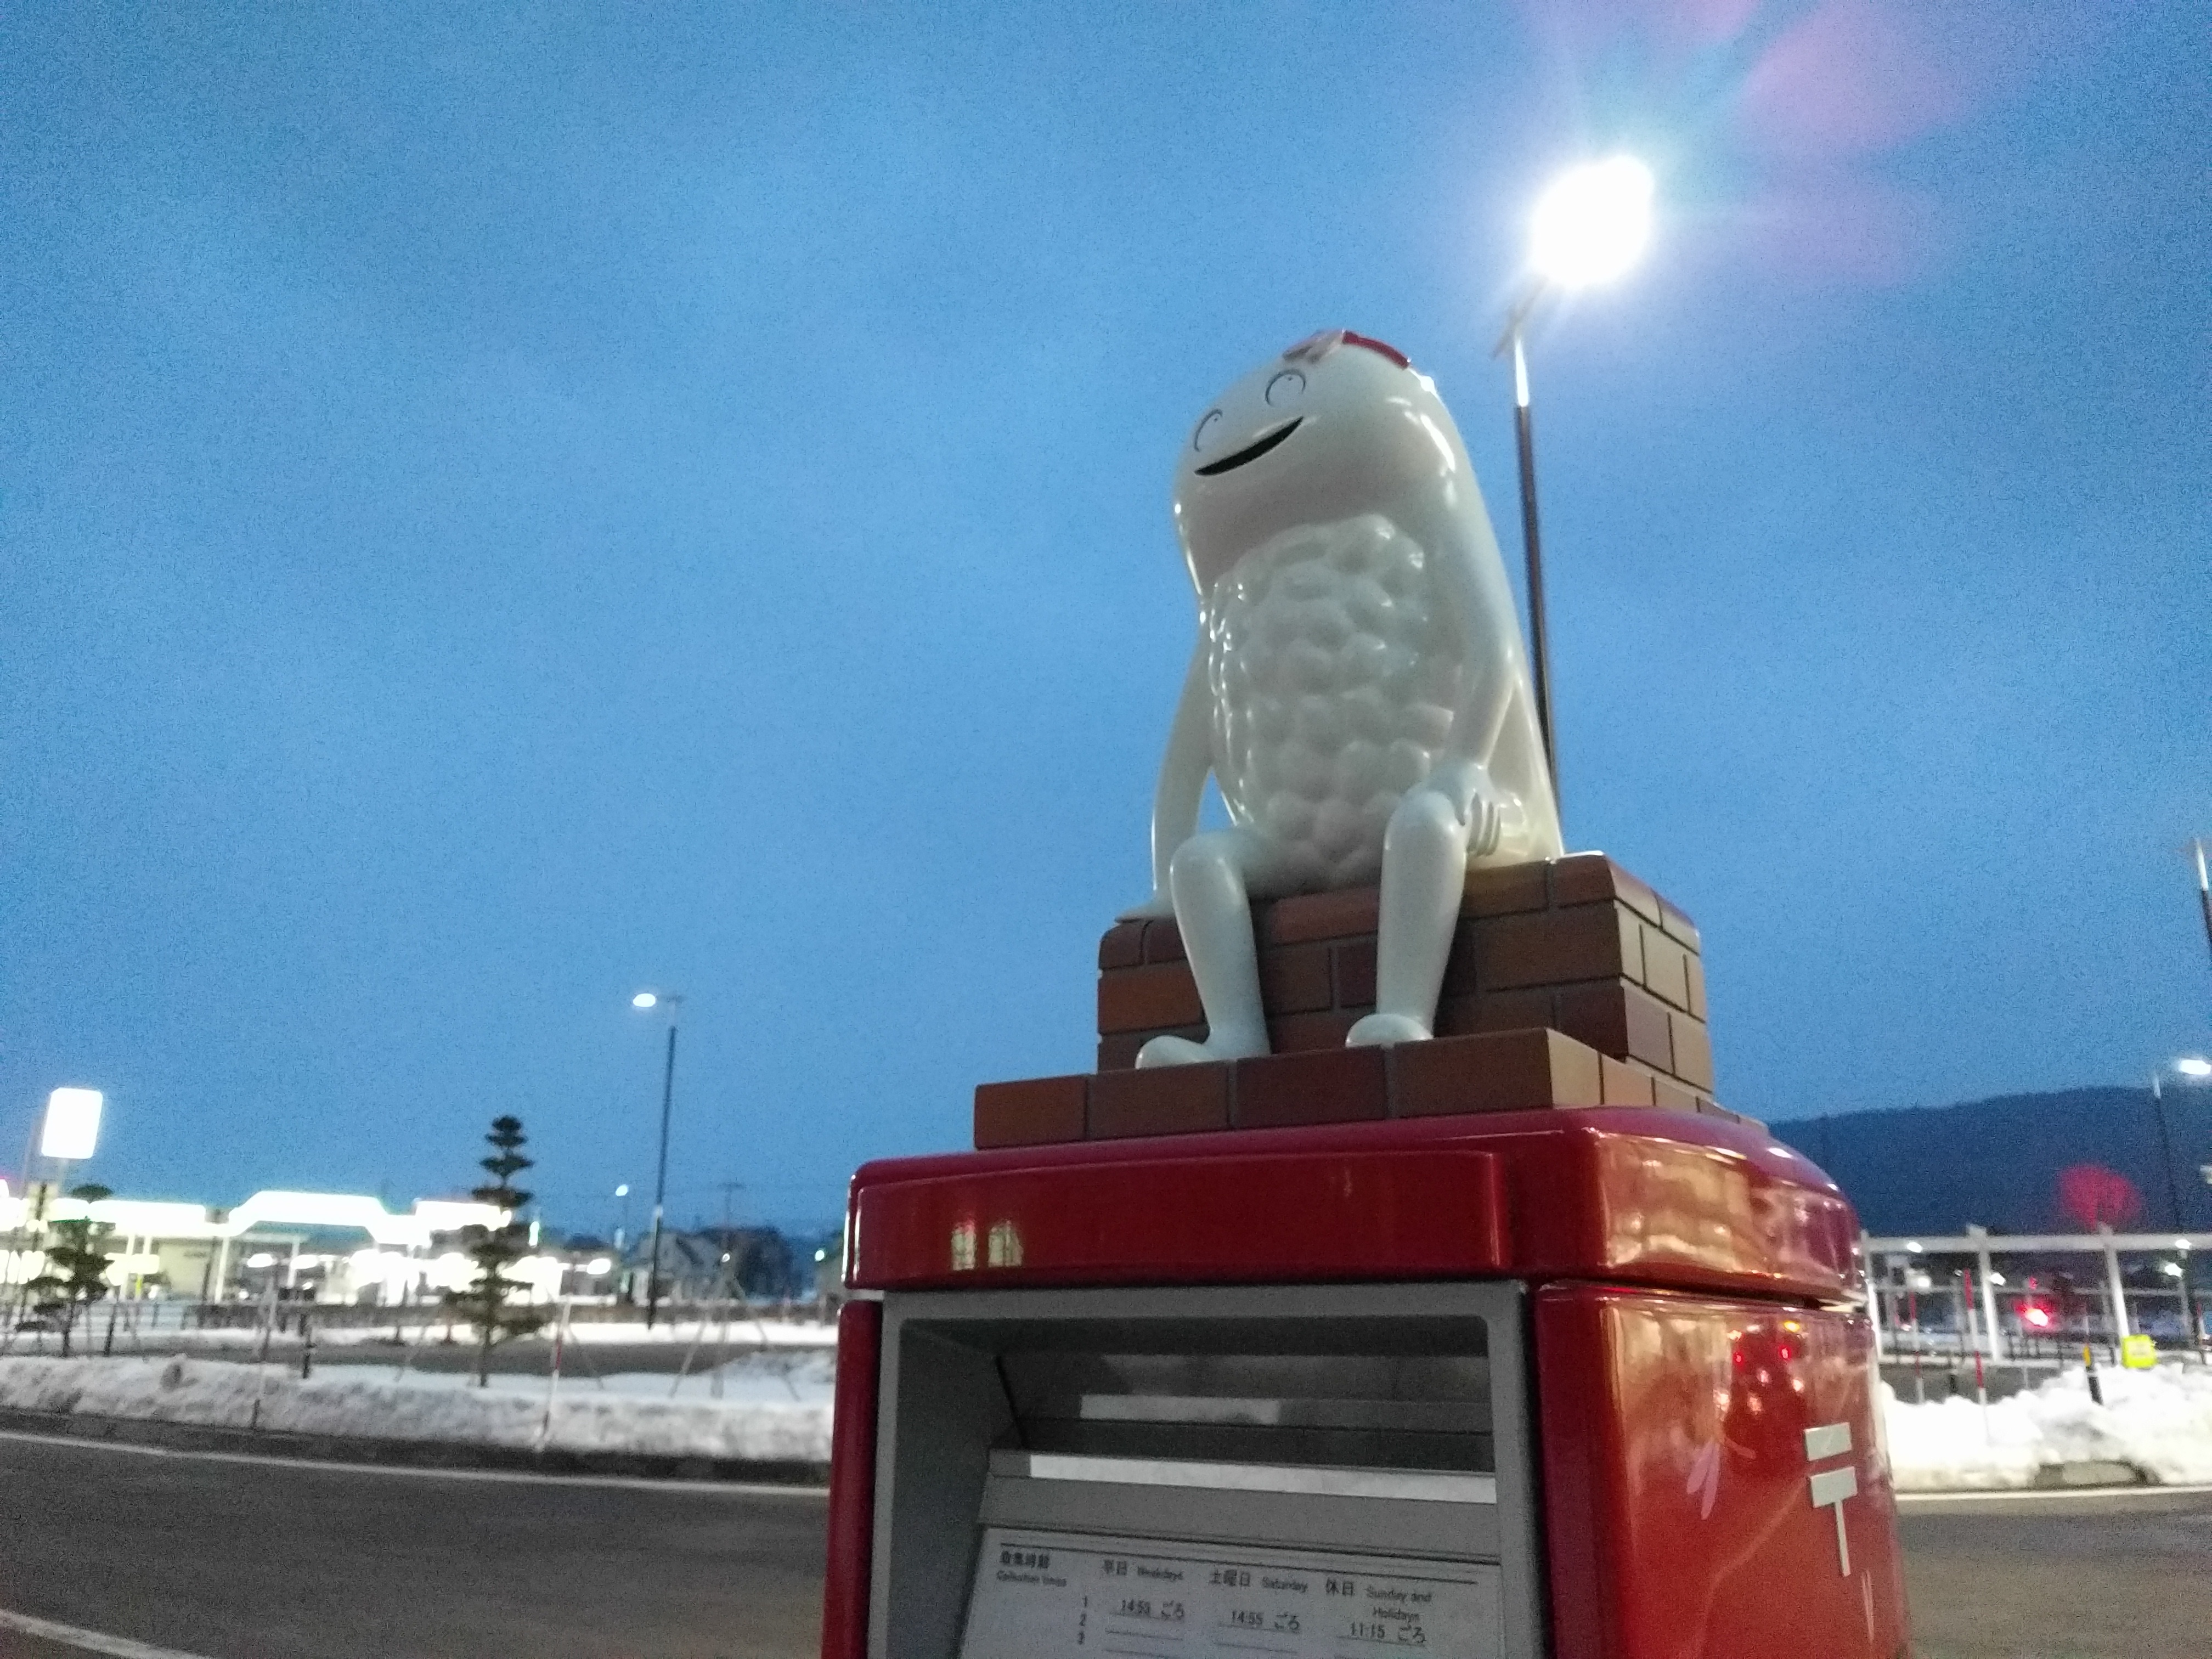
[1769,1086,2212,1237]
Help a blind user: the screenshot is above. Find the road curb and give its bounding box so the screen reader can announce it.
[0,1406,830,1486]
[1895,1460,2153,1496]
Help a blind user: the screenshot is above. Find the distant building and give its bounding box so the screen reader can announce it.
[0,1183,572,1306]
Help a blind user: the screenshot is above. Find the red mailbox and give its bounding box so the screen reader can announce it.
[820,1106,1909,1659]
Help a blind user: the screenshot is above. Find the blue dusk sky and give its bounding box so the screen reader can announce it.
[3,4,2207,1233]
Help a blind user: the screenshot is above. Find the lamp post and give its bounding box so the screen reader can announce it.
[2165,1248,2203,1360]
[630,991,684,1329]
[2192,838,2211,980]
[1492,155,1656,820]
[2148,1055,2211,1231]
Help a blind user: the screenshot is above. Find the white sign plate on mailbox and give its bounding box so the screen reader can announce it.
[958,1527,1502,1658]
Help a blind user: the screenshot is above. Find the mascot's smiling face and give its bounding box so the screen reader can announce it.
[1172,331,1469,597]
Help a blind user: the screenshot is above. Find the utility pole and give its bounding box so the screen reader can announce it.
[628,990,685,1331]
[2193,838,2212,986]
[647,1017,678,1329]
[2150,1072,2186,1231]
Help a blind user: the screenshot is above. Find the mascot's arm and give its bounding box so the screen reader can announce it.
[1120,640,1212,921]
[1426,526,1554,861]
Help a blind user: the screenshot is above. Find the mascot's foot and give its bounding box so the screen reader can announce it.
[1346,1012,1432,1047]
[1135,1031,1267,1069]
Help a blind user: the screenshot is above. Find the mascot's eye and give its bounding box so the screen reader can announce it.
[1192,409,1223,452]
[1266,370,1306,407]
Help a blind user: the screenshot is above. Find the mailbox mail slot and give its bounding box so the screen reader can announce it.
[872,1283,1544,1658]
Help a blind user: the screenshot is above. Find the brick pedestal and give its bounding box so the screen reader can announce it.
[978,854,1754,1150]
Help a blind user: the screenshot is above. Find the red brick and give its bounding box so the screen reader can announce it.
[1684,955,1706,1021]
[1390,1029,1604,1118]
[1143,919,1186,964]
[1097,1027,1200,1071]
[974,1075,1088,1149]
[1234,1045,1388,1128]
[1639,926,1692,1011]
[1098,962,1204,1034]
[1267,1008,1360,1054]
[1554,980,1675,1072]
[1433,995,1485,1039]
[1599,1055,1656,1107]
[1331,938,1378,1008]
[1658,896,1701,952]
[1260,942,1334,1015]
[1089,1064,1231,1139]
[1693,1097,1760,1131]
[1463,860,1550,917]
[1441,919,1483,996]
[1436,989,1556,1037]
[1476,988,1558,1032]
[1098,923,1144,971]
[1550,855,1663,926]
[1651,1075,1699,1114]
[1475,903,1641,990]
[1263,887,1380,945]
[1669,1015,1715,1091]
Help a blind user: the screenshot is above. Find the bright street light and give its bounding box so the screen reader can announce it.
[631,991,659,1009]
[40,1087,104,1163]
[1529,156,1655,289]
[1494,154,1656,821]
[2177,1056,2212,1079]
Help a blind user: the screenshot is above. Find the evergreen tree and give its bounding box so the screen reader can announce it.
[24,1184,115,1357]
[443,1115,549,1385]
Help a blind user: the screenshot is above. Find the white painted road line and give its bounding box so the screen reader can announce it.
[1897,1482,2212,1505]
[0,1606,222,1659]
[0,1428,827,1498]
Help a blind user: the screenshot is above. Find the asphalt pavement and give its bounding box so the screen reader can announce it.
[4,1430,2209,1659]
[0,1432,825,1659]
[1897,1487,2212,1659]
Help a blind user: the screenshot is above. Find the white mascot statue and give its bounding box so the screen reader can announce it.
[1127,330,1565,1068]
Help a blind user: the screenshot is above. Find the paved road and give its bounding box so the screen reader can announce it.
[5,1431,2208,1659]
[1898,1487,2212,1659]
[0,1434,825,1659]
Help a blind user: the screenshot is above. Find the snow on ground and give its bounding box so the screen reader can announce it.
[10,1345,2204,1490]
[0,1351,834,1463]
[84,1315,840,1350]
[1883,1362,2212,1490]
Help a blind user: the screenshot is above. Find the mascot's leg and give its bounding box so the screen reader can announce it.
[1136,828,1289,1068]
[1348,763,1500,1048]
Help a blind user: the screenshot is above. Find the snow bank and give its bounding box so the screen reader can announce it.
[0,1352,834,1464]
[1884,1363,2212,1490]
[127,1316,840,1351]
[20,1349,2200,1492]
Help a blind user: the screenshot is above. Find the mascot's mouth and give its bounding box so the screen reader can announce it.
[1195,417,1302,476]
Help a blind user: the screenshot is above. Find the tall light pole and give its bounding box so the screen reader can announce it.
[630,991,683,1329]
[2192,839,2212,984]
[1492,155,1656,820]
[2148,1055,2211,1230]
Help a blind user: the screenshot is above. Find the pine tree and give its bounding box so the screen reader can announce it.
[443,1116,549,1385]
[24,1184,115,1357]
